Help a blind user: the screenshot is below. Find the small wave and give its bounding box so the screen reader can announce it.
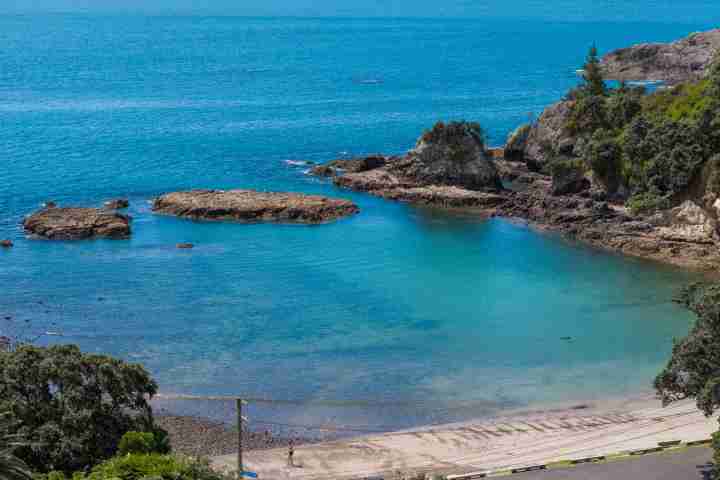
[284,159,315,167]
[354,78,384,85]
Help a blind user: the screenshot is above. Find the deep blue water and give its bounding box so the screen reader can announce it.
[1,14,717,430]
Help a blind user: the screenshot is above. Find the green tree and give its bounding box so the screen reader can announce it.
[655,283,720,478]
[582,45,607,97]
[0,414,31,480]
[0,345,161,473]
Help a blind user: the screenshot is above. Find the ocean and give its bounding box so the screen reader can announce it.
[1,12,717,431]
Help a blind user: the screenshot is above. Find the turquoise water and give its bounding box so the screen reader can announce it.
[0,14,715,429]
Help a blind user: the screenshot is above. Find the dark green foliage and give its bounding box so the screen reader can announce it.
[0,413,31,480]
[656,283,720,477]
[655,282,720,414]
[584,129,622,192]
[0,345,161,473]
[606,86,644,127]
[118,432,155,456]
[117,431,170,457]
[80,454,229,480]
[421,121,485,149]
[566,95,609,136]
[582,45,607,97]
[626,192,670,215]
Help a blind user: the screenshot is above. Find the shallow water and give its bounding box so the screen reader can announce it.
[0,14,715,430]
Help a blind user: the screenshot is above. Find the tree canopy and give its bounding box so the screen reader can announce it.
[0,345,159,473]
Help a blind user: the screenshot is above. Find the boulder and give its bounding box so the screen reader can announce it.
[104,198,129,209]
[23,207,131,240]
[504,124,531,161]
[602,29,720,85]
[387,122,502,191]
[523,100,575,172]
[309,155,387,177]
[552,165,591,196]
[152,190,359,224]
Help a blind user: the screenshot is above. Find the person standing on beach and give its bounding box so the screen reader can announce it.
[287,440,295,467]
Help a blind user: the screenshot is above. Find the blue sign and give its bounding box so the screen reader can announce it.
[242,471,258,479]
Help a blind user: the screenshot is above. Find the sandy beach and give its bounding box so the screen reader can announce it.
[211,395,717,479]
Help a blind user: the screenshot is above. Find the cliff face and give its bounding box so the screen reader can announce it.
[601,29,720,85]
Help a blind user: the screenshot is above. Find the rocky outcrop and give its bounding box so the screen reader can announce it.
[504,124,531,161]
[523,100,575,171]
[388,124,502,191]
[23,206,131,240]
[551,161,591,196]
[104,198,129,210]
[311,122,503,209]
[152,190,359,224]
[309,155,387,177]
[602,29,720,85]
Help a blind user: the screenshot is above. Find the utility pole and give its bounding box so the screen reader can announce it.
[237,398,244,480]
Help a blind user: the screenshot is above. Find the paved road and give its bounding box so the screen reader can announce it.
[515,447,712,480]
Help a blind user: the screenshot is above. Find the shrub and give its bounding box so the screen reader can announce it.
[77,454,228,480]
[584,129,622,192]
[0,345,161,473]
[420,121,485,149]
[626,192,669,215]
[117,432,155,456]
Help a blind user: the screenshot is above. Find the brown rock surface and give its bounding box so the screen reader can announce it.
[602,29,720,85]
[152,189,359,224]
[23,207,131,240]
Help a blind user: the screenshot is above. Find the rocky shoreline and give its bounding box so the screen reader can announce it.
[310,153,720,271]
[155,415,316,458]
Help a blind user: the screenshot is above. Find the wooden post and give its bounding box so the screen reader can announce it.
[237,398,243,480]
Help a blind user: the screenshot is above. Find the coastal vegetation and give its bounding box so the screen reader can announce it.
[0,343,235,480]
[545,46,720,214]
[656,283,720,478]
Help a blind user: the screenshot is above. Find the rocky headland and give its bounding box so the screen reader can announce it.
[152,189,359,224]
[309,29,720,271]
[601,29,720,85]
[23,205,131,240]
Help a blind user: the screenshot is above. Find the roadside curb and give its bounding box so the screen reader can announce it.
[444,438,712,480]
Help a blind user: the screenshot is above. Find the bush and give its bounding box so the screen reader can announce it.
[118,432,155,456]
[77,454,229,480]
[420,121,485,149]
[626,192,669,215]
[117,431,171,457]
[584,129,622,192]
[0,345,161,473]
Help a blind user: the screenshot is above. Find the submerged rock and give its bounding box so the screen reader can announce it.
[23,207,131,240]
[176,243,195,249]
[602,29,720,85]
[0,240,13,248]
[104,198,129,210]
[152,189,359,224]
